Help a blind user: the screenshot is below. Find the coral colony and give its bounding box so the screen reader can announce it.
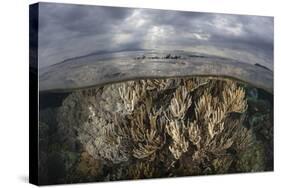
[38,77,273,183]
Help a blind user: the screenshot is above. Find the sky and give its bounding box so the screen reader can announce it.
[37,3,274,69]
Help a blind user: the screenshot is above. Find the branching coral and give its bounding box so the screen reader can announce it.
[194,93,225,141]
[169,86,192,119]
[118,81,145,114]
[222,81,248,113]
[130,104,165,160]
[207,107,226,139]
[188,87,251,166]
[166,120,189,159]
[187,121,201,148]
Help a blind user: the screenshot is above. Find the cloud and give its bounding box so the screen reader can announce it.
[37,3,273,69]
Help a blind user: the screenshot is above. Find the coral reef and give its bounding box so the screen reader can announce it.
[39,77,273,183]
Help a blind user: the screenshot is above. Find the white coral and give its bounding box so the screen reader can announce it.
[166,120,189,159]
[170,86,192,119]
[222,81,248,113]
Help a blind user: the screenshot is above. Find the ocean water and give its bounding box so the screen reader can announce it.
[39,50,273,93]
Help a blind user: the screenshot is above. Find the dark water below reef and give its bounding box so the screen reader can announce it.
[38,76,273,185]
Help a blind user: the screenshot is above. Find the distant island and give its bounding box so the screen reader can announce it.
[134,53,208,60]
[134,54,182,60]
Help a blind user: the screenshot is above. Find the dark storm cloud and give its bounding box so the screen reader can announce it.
[38,3,134,67]
[38,3,273,68]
